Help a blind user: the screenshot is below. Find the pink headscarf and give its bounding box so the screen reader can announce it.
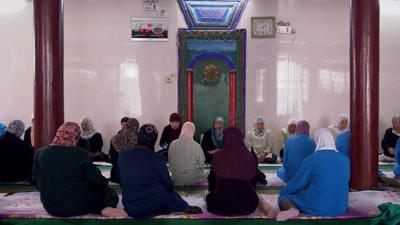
[212,127,256,180]
[50,122,81,147]
[180,122,195,139]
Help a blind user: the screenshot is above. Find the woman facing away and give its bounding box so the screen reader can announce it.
[206,127,276,217]
[33,122,121,218]
[169,122,208,185]
[118,124,202,218]
[109,118,140,183]
[77,117,106,161]
[276,128,350,221]
[246,117,277,163]
[277,120,316,183]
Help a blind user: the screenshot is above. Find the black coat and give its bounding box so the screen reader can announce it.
[381,128,400,158]
[200,129,217,164]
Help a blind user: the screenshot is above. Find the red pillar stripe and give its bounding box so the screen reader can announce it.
[229,71,236,127]
[187,70,194,122]
[350,0,379,189]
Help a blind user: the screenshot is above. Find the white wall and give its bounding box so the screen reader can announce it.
[0,0,398,154]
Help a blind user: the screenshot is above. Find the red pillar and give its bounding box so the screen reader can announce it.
[229,71,237,127]
[33,0,64,148]
[187,69,194,122]
[350,0,379,189]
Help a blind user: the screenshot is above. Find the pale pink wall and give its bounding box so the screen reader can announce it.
[0,0,398,153]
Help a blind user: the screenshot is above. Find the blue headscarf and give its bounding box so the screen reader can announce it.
[0,123,7,137]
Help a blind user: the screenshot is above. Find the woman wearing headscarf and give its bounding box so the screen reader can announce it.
[159,113,182,161]
[206,127,276,217]
[276,128,350,221]
[109,118,140,182]
[0,121,33,182]
[278,119,297,161]
[77,117,106,161]
[336,130,350,158]
[277,121,316,183]
[118,124,202,218]
[32,122,120,217]
[201,117,224,164]
[328,113,350,141]
[246,117,276,163]
[168,122,207,185]
[380,115,400,162]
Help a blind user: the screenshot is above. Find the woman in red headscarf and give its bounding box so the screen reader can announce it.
[33,122,122,218]
[206,127,276,217]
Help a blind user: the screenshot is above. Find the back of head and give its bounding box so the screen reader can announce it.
[137,124,158,150]
[223,126,245,150]
[127,118,140,132]
[8,120,25,138]
[50,122,81,147]
[314,128,336,151]
[296,120,310,136]
[180,122,196,139]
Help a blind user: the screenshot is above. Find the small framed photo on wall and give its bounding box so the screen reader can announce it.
[251,17,276,38]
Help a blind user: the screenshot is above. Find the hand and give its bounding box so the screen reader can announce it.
[389,148,395,155]
[258,154,266,163]
[209,149,221,155]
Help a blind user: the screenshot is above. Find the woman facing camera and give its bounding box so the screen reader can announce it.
[328,113,349,141]
[169,122,207,185]
[246,117,277,163]
[276,128,350,221]
[77,117,106,161]
[33,122,120,217]
[206,127,276,217]
[118,124,202,218]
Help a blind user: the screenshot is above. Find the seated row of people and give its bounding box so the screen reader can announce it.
[31,121,349,220]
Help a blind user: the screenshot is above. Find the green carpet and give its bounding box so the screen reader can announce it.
[0,218,372,225]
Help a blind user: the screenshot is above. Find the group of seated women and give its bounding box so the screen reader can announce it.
[1,112,400,220]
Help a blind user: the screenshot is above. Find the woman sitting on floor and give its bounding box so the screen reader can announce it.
[276,128,350,221]
[277,120,315,183]
[201,116,224,164]
[206,127,276,217]
[109,118,140,183]
[336,130,350,157]
[159,113,182,160]
[33,122,121,218]
[0,120,34,182]
[246,117,277,163]
[278,119,297,161]
[77,117,106,161]
[169,122,208,185]
[328,113,350,141]
[380,115,400,162]
[118,124,202,218]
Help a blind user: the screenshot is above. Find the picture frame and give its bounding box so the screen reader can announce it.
[131,17,168,42]
[251,17,276,38]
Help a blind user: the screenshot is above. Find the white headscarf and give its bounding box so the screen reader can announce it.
[314,128,338,152]
[329,113,350,134]
[281,118,297,136]
[392,115,400,135]
[80,117,97,140]
[253,116,266,137]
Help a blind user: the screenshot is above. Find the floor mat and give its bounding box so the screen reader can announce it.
[0,190,398,220]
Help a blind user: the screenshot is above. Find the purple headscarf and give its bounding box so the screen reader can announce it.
[296,120,310,136]
[212,127,256,180]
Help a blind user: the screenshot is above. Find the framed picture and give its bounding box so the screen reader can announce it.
[251,17,276,38]
[131,17,168,41]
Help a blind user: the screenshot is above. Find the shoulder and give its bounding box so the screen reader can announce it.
[94,133,102,138]
[385,128,393,134]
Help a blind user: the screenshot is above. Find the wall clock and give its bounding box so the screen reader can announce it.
[251,17,276,38]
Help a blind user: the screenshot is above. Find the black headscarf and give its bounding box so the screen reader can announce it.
[137,124,158,150]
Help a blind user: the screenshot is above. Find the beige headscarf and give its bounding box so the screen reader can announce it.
[111,118,140,151]
[180,122,195,139]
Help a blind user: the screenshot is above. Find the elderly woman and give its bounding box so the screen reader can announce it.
[278,119,297,160]
[109,118,140,182]
[169,122,207,185]
[118,124,202,218]
[277,121,316,183]
[33,122,120,217]
[206,127,276,217]
[328,113,350,141]
[276,128,350,221]
[380,115,400,162]
[77,117,106,161]
[0,120,33,182]
[201,117,225,163]
[246,117,276,163]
